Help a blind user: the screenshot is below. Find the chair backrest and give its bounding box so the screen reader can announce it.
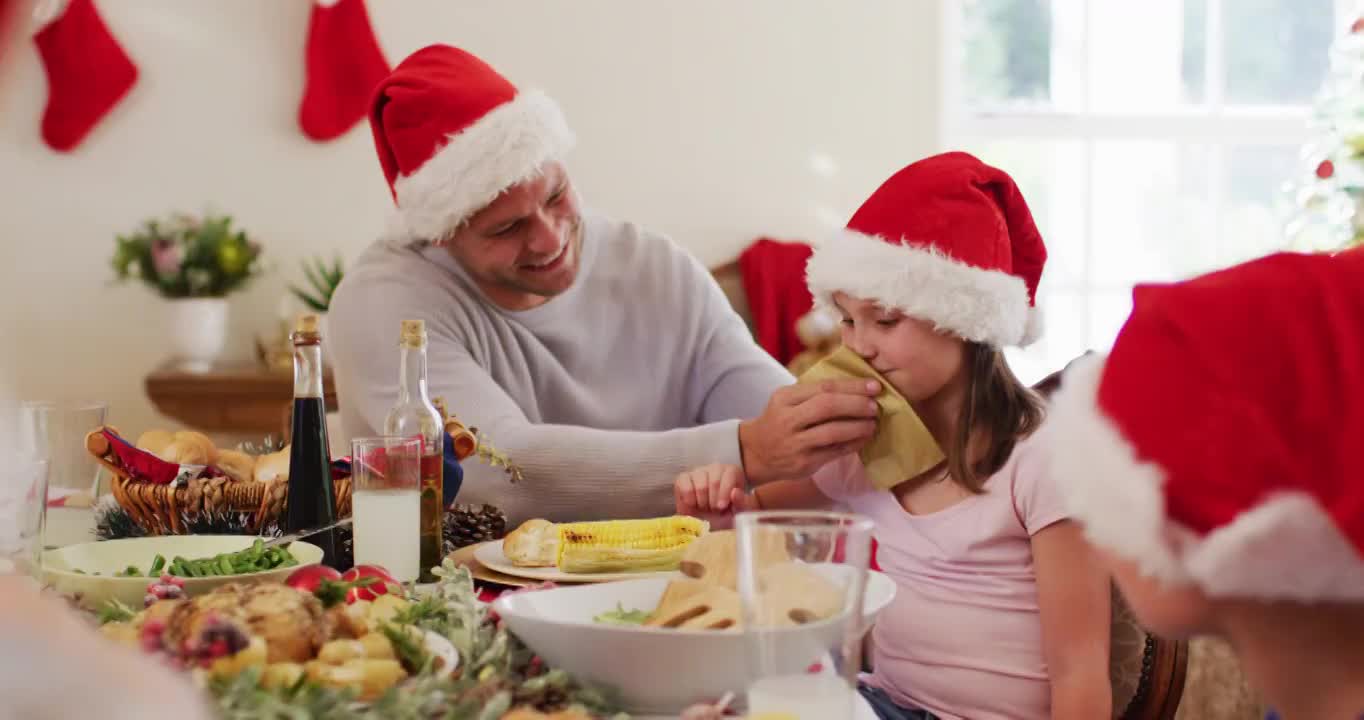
[1111,585,1189,719]
[711,260,756,336]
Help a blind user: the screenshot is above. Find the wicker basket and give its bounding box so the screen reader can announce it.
[84,427,352,536]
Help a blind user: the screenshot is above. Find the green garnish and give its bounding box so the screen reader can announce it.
[592,603,650,626]
[378,623,431,674]
[96,598,137,625]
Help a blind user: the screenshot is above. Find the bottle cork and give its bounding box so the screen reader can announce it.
[399,319,426,348]
[296,313,320,334]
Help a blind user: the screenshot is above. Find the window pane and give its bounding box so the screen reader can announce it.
[1220,144,1299,264]
[963,139,1088,289]
[1091,141,1219,287]
[961,0,1053,107]
[1182,0,1208,102]
[1224,0,1334,105]
[1088,1,1205,111]
[1004,289,1088,385]
[1088,291,1135,351]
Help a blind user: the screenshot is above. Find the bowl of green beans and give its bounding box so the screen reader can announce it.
[40,535,326,610]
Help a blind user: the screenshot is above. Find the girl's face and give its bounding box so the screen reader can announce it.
[832,291,967,404]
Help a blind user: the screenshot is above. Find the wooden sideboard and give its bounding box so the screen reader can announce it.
[144,361,336,435]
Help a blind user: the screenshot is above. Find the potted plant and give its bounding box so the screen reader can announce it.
[111,212,262,371]
[289,255,344,313]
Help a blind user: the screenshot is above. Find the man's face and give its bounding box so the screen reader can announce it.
[445,161,583,311]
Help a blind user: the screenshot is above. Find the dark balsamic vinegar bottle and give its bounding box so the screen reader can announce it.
[286,313,338,567]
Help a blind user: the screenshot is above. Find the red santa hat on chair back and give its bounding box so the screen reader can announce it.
[805,151,1047,347]
[368,44,574,244]
[1049,248,1364,602]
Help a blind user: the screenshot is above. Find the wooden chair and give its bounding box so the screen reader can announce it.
[1033,354,1188,719]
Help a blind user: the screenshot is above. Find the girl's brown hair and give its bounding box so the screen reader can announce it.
[947,342,1046,493]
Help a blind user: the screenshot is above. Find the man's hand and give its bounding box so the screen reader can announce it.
[738,379,880,485]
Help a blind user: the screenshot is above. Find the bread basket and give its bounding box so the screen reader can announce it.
[84,426,352,536]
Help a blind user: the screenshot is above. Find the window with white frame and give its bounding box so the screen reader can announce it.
[942,0,1345,384]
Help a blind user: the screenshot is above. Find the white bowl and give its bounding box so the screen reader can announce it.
[41,535,325,610]
[493,569,896,714]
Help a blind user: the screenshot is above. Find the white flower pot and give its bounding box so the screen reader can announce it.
[168,297,228,373]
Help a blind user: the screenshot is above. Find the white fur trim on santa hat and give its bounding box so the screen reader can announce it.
[1048,354,1364,601]
[1047,354,1189,585]
[385,89,575,245]
[805,230,1034,347]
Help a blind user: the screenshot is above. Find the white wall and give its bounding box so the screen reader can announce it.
[0,0,942,443]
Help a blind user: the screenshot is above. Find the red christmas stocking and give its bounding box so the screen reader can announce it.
[33,0,138,152]
[298,0,391,142]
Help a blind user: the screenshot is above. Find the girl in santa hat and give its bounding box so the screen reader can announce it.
[1046,247,1364,720]
[676,152,1112,720]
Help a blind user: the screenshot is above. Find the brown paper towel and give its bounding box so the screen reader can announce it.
[799,345,945,490]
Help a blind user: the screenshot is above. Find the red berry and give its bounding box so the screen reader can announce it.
[209,638,230,657]
[1353,17,1364,33]
[1317,160,1335,179]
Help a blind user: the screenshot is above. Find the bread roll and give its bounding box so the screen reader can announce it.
[135,430,175,457]
[173,431,218,465]
[502,518,558,567]
[215,449,256,483]
[158,439,209,466]
[254,447,290,484]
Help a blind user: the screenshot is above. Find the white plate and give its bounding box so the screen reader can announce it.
[493,568,897,715]
[472,540,681,583]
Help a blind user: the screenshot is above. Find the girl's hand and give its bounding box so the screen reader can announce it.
[674,464,748,517]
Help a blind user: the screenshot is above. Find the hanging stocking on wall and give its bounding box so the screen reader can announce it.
[298,0,390,142]
[33,0,138,152]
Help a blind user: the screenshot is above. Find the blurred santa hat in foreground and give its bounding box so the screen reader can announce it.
[1047,247,1364,601]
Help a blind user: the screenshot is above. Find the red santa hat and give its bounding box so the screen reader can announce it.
[804,152,1047,347]
[1048,248,1364,601]
[368,44,575,244]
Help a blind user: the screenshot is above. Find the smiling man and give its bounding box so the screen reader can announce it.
[329,45,879,525]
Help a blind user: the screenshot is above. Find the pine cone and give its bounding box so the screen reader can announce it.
[443,503,508,554]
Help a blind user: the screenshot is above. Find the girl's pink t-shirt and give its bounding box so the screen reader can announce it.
[814,430,1067,720]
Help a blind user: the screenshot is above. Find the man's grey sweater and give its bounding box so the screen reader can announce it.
[329,211,793,525]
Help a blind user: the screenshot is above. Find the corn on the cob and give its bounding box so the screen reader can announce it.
[556,515,709,573]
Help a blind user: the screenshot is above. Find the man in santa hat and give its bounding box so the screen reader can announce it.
[329,44,879,524]
[1046,247,1364,720]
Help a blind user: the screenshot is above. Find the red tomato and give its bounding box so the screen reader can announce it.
[341,565,401,602]
[284,565,342,594]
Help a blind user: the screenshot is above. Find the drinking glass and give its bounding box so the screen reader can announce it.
[350,436,423,583]
[20,400,107,503]
[736,510,875,720]
[0,405,50,577]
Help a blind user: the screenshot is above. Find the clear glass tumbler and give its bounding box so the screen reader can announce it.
[736,510,875,719]
[350,436,423,583]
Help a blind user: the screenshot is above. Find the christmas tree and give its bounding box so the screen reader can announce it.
[1283,16,1364,251]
